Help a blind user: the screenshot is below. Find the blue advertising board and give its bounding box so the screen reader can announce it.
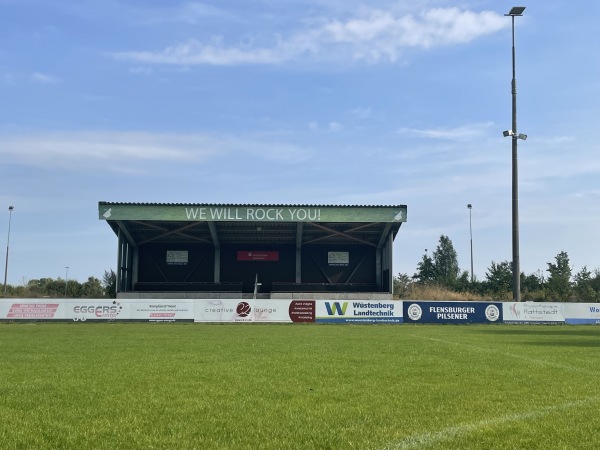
[403,301,502,324]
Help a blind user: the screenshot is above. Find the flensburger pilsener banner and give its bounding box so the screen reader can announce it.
[404,301,502,324]
[315,300,402,323]
[502,302,564,324]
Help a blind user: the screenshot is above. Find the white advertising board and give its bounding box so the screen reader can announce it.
[194,299,299,323]
[0,301,66,320]
[129,300,194,322]
[502,302,564,323]
[68,300,129,321]
[563,303,600,324]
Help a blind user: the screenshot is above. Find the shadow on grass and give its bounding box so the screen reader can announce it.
[473,326,600,347]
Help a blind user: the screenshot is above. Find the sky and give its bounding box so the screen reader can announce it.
[1,0,599,285]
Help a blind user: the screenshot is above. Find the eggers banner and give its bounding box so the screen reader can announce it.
[404,301,502,324]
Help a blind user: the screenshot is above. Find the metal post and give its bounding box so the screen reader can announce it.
[467,204,473,282]
[505,6,525,302]
[510,13,520,302]
[65,266,70,298]
[3,206,14,296]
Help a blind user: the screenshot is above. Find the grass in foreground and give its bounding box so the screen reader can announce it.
[0,323,599,449]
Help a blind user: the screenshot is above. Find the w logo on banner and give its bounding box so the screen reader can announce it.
[325,302,348,316]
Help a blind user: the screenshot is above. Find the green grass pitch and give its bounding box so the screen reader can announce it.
[1,323,599,449]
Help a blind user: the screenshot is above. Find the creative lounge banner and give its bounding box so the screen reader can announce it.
[1,300,599,324]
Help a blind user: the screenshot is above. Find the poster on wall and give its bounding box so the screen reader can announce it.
[315,300,402,323]
[404,301,502,324]
[167,250,188,265]
[328,252,349,266]
[237,251,279,261]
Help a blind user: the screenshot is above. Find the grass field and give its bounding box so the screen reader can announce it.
[1,323,599,449]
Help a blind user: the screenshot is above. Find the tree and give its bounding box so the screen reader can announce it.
[81,277,104,298]
[393,273,413,298]
[102,269,117,298]
[546,251,572,302]
[522,270,546,301]
[485,261,512,300]
[573,266,599,302]
[432,235,460,288]
[413,251,436,284]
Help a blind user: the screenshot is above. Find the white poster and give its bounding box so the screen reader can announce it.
[166,250,188,265]
[328,251,349,266]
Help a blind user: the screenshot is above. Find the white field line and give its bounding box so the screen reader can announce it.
[410,333,600,376]
[381,395,600,450]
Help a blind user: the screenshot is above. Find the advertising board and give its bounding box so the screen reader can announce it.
[404,301,502,324]
[563,303,600,324]
[69,300,129,321]
[315,300,402,323]
[0,301,65,320]
[502,302,564,324]
[194,299,313,323]
[129,301,194,322]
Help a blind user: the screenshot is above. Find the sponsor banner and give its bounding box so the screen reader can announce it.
[166,250,188,265]
[0,301,65,319]
[237,251,279,261]
[69,300,129,321]
[99,204,407,224]
[564,303,600,325]
[195,299,305,323]
[404,301,502,324]
[503,302,564,324]
[328,252,349,266]
[129,301,194,322]
[315,300,403,324]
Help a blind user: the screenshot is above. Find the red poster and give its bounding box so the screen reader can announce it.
[237,251,279,261]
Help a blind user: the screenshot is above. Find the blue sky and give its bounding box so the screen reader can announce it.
[1,0,599,285]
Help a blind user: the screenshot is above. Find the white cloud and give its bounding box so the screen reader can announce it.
[31,72,61,84]
[397,122,495,141]
[0,131,310,171]
[112,7,508,66]
[329,121,344,132]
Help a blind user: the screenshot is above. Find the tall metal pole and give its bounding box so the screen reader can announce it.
[3,206,14,296]
[65,266,70,298]
[509,10,523,302]
[467,204,473,282]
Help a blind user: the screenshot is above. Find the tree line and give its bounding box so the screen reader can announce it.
[2,270,117,299]
[394,235,600,302]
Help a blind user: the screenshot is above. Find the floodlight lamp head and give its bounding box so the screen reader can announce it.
[506,6,526,16]
[8,205,14,211]
[467,204,472,209]
[503,130,513,137]
[518,133,527,141]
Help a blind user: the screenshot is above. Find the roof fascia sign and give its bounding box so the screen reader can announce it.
[98,204,407,223]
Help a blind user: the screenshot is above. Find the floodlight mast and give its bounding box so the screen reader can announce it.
[504,6,526,302]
